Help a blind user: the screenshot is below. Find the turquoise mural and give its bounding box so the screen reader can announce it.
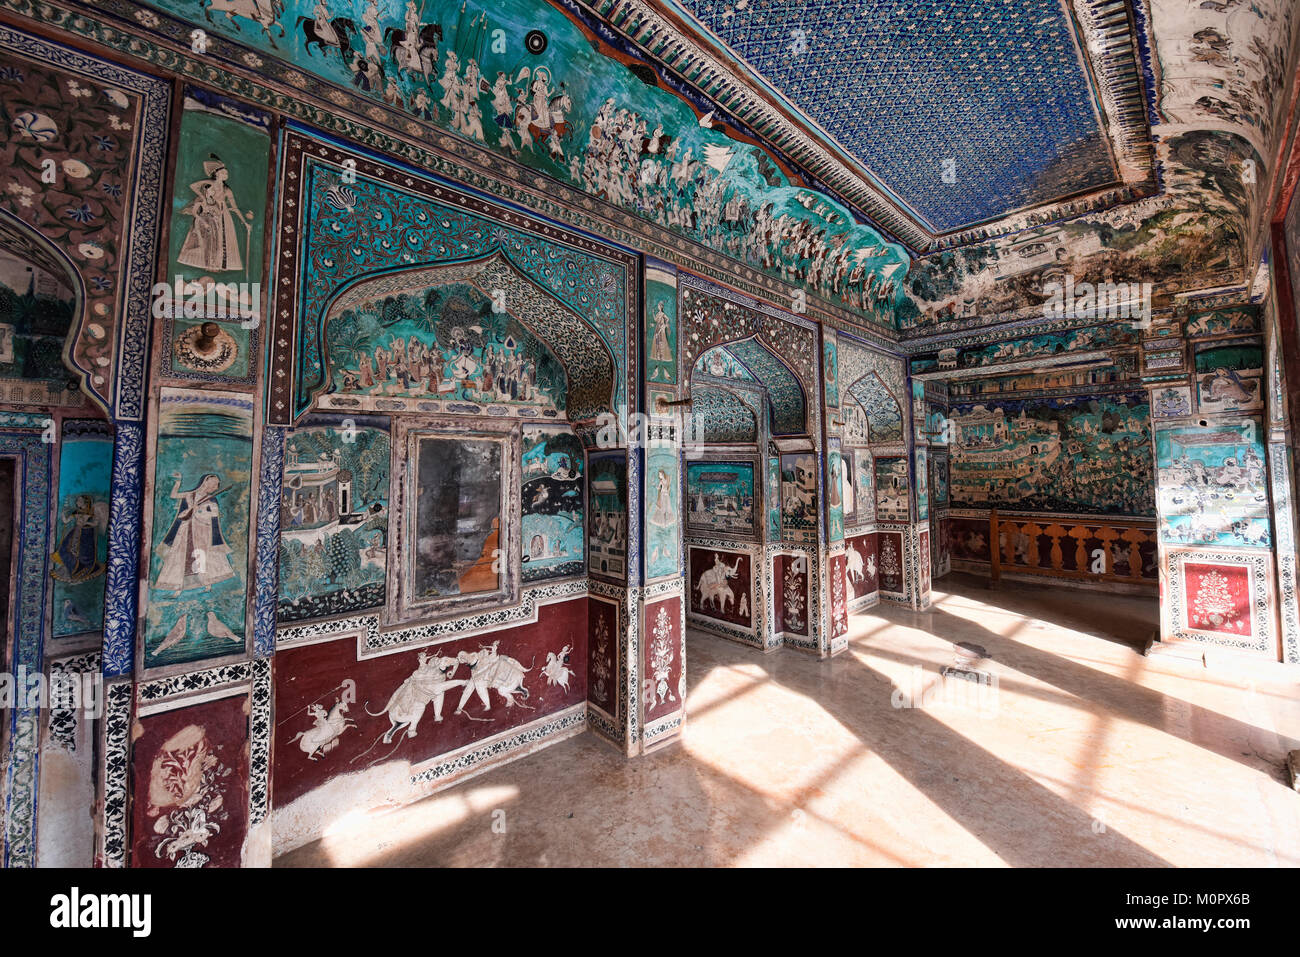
[826,449,844,542]
[587,450,626,580]
[766,455,781,540]
[138,0,909,323]
[145,390,254,669]
[949,394,1154,516]
[521,426,584,582]
[646,274,677,386]
[295,152,623,423]
[278,415,390,622]
[875,456,908,522]
[695,345,756,382]
[50,420,112,638]
[689,386,757,444]
[854,450,874,524]
[780,453,817,543]
[915,447,928,521]
[645,444,680,579]
[325,281,566,411]
[823,337,839,409]
[1155,419,1270,547]
[687,459,756,540]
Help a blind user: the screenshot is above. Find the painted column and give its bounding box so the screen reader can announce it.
[1145,304,1282,660]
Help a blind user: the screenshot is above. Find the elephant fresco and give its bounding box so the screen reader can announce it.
[695,553,741,612]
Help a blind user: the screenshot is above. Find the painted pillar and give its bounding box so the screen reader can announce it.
[1144,304,1282,660]
[821,328,849,654]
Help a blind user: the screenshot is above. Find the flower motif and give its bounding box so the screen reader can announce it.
[0,66,23,83]
[94,136,115,151]
[64,203,96,224]
[241,53,263,68]
[133,9,160,27]
[101,182,122,198]
[89,275,112,291]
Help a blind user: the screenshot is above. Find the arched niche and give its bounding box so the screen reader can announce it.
[691,337,807,436]
[846,370,904,445]
[306,252,617,424]
[690,384,758,444]
[0,209,88,408]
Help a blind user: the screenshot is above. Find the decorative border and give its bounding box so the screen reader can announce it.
[101,420,144,677]
[1162,547,1274,654]
[409,704,586,786]
[0,430,50,868]
[1269,444,1299,663]
[0,22,169,421]
[97,679,132,868]
[45,650,100,753]
[252,426,285,659]
[276,578,589,658]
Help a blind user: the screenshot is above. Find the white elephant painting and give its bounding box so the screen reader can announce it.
[695,552,742,614]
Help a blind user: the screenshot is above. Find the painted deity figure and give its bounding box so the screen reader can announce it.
[50,494,106,583]
[177,155,250,273]
[155,473,237,595]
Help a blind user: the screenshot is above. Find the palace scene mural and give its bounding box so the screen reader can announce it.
[1,0,1298,875]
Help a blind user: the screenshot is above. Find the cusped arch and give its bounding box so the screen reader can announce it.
[846,370,903,445]
[307,251,616,423]
[690,336,807,436]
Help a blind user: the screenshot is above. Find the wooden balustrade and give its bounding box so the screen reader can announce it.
[956,508,1157,588]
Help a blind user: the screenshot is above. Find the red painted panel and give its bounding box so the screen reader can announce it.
[643,595,682,723]
[130,694,249,869]
[774,553,809,635]
[587,596,618,718]
[687,547,753,627]
[878,531,905,594]
[1184,562,1252,637]
[845,532,878,600]
[273,598,587,807]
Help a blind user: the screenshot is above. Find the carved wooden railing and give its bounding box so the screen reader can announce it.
[980,508,1157,589]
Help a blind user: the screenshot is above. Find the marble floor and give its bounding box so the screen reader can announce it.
[275,574,1300,867]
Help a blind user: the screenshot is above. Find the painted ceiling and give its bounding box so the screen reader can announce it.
[671,0,1120,232]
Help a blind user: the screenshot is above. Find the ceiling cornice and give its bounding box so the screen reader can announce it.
[575,0,1158,255]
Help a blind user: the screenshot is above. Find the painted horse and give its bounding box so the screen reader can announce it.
[298,15,356,59]
[384,23,442,79]
[202,0,286,46]
[528,90,573,161]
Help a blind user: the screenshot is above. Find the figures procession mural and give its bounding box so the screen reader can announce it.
[686,459,756,540]
[1155,419,1270,548]
[325,281,567,414]
[947,395,1155,516]
[133,0,910,325]
[521,425,584,582]
[278,415,391,621]
[145,390,255,669]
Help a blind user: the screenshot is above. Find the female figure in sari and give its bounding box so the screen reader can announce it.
[155,473,237,595]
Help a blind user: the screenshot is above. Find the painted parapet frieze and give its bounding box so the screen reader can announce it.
[129,0,908,324]
[50,419,112,638]
[143,389,254,671]
[521,426,584,583]
[1154,418,1271,548]
[278,415,390,622]
[947,394,1155,516]
[130,693,250,868]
